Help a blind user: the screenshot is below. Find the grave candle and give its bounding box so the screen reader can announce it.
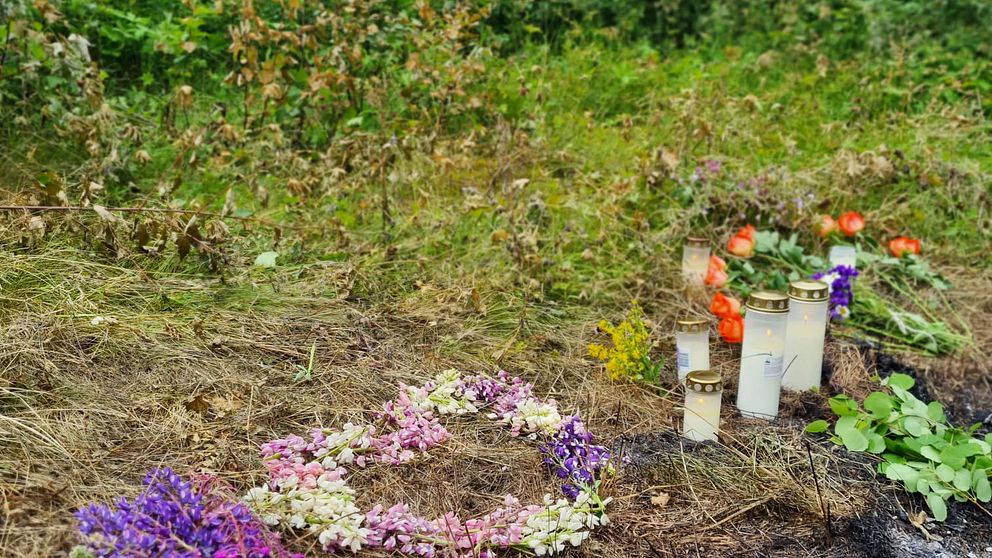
[782,280,830,392]
[736,291,789,420]
[829,245,857,269]
[681,237,710,286]
[675,319,710,381]
[683,370,722,442]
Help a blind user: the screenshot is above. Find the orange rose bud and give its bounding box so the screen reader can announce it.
[727,234,754,258]
[735,224,756,241]
[888,236,921,257]
[709,254,727,272]
[837,211,865,237]
[718,315,744,343]
[816,215,838,237]
[705,267,728,288]
[710,292,741,318]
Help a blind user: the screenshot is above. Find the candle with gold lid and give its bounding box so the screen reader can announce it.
[683,370,722,442]
[736,290,789,420]
[675,319,710,381]
[782,280,830,392]
[681,237,710,286]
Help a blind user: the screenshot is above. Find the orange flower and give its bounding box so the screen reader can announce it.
[816,215,837,238]
[709,254,727,272]
[718,315,744,343]
[735,225,756,241]
[888,236,921,257]
[705,266,728,288]
[710,292,741,319]
[837,211,865,237]
[727,234,754,258]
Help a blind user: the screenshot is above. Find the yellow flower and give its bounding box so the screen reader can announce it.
[588,302,660,385]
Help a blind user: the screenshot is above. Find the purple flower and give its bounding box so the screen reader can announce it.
[539,415,612,500]
[812,265,859,320]
[75,468,299,558]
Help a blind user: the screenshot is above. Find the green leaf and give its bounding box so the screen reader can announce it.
[864,392,893,419]
[953,469,972,492]
[836,416,869,452]
[828,395,859,417]
[926,493,948,521]
[884,463,920,486]
[885,373,915,390]
[974,473,991,502]
[939,445,971,469]
[805,420,829,434]
[254,251,279,268]
[926,401,945,422]
[920,445,942,463]
[867,432,887,454]
[935,464,956,483]
[903,416,926,437]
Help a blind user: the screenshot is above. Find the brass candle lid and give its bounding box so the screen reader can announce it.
[788,279,829,302]
[685,237,709,247]
[746,290,789,313]
[676,319,708,333]
[686,370,722,392]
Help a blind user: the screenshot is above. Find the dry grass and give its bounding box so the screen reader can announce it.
[0,246,939,558]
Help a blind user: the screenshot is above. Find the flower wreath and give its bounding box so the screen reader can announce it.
[244,370,616,557]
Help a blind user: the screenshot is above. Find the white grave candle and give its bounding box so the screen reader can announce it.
[736,291,789,420]
[683,370,723,442]
[829,245,857,269]
[782,280,830,391]
[681,237,710,286]
[675,319,710,381]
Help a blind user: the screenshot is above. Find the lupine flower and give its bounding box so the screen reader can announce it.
[813,265,859,320]
[75,468,298,558]
[244,469,369,552]
[837,211,865,237]
[539,416,612,499]
[245,370,613,557]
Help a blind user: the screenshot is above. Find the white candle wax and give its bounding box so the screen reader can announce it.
[829,245,857,269]
[782,291,829,391]
[681,240,710,286]
[675,320,710,381]
[736,292,789,420]
[683,370,722,442]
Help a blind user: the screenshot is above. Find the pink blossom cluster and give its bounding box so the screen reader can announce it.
[458,371,562,437]
[247,370,614,556]
[372,389,452,464]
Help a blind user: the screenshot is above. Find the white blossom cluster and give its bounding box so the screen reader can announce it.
[244,472,370,552]
[510,399,563,437]
[407,369,479,415]
[520,492,611,556]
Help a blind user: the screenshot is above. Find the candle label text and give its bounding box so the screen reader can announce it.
[763,354,784,378]
[677,349,690,372]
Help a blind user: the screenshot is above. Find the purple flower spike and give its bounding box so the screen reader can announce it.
[812,264,859,320]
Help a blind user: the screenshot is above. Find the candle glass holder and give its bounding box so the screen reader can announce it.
[736,291,789,420]
[782,280,830,391]
[675,319,710,381]
[683,370,722,442]
[681,237,710,286]
[829,245,857,269]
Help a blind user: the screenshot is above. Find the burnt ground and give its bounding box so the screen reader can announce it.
[600,341,992,558]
